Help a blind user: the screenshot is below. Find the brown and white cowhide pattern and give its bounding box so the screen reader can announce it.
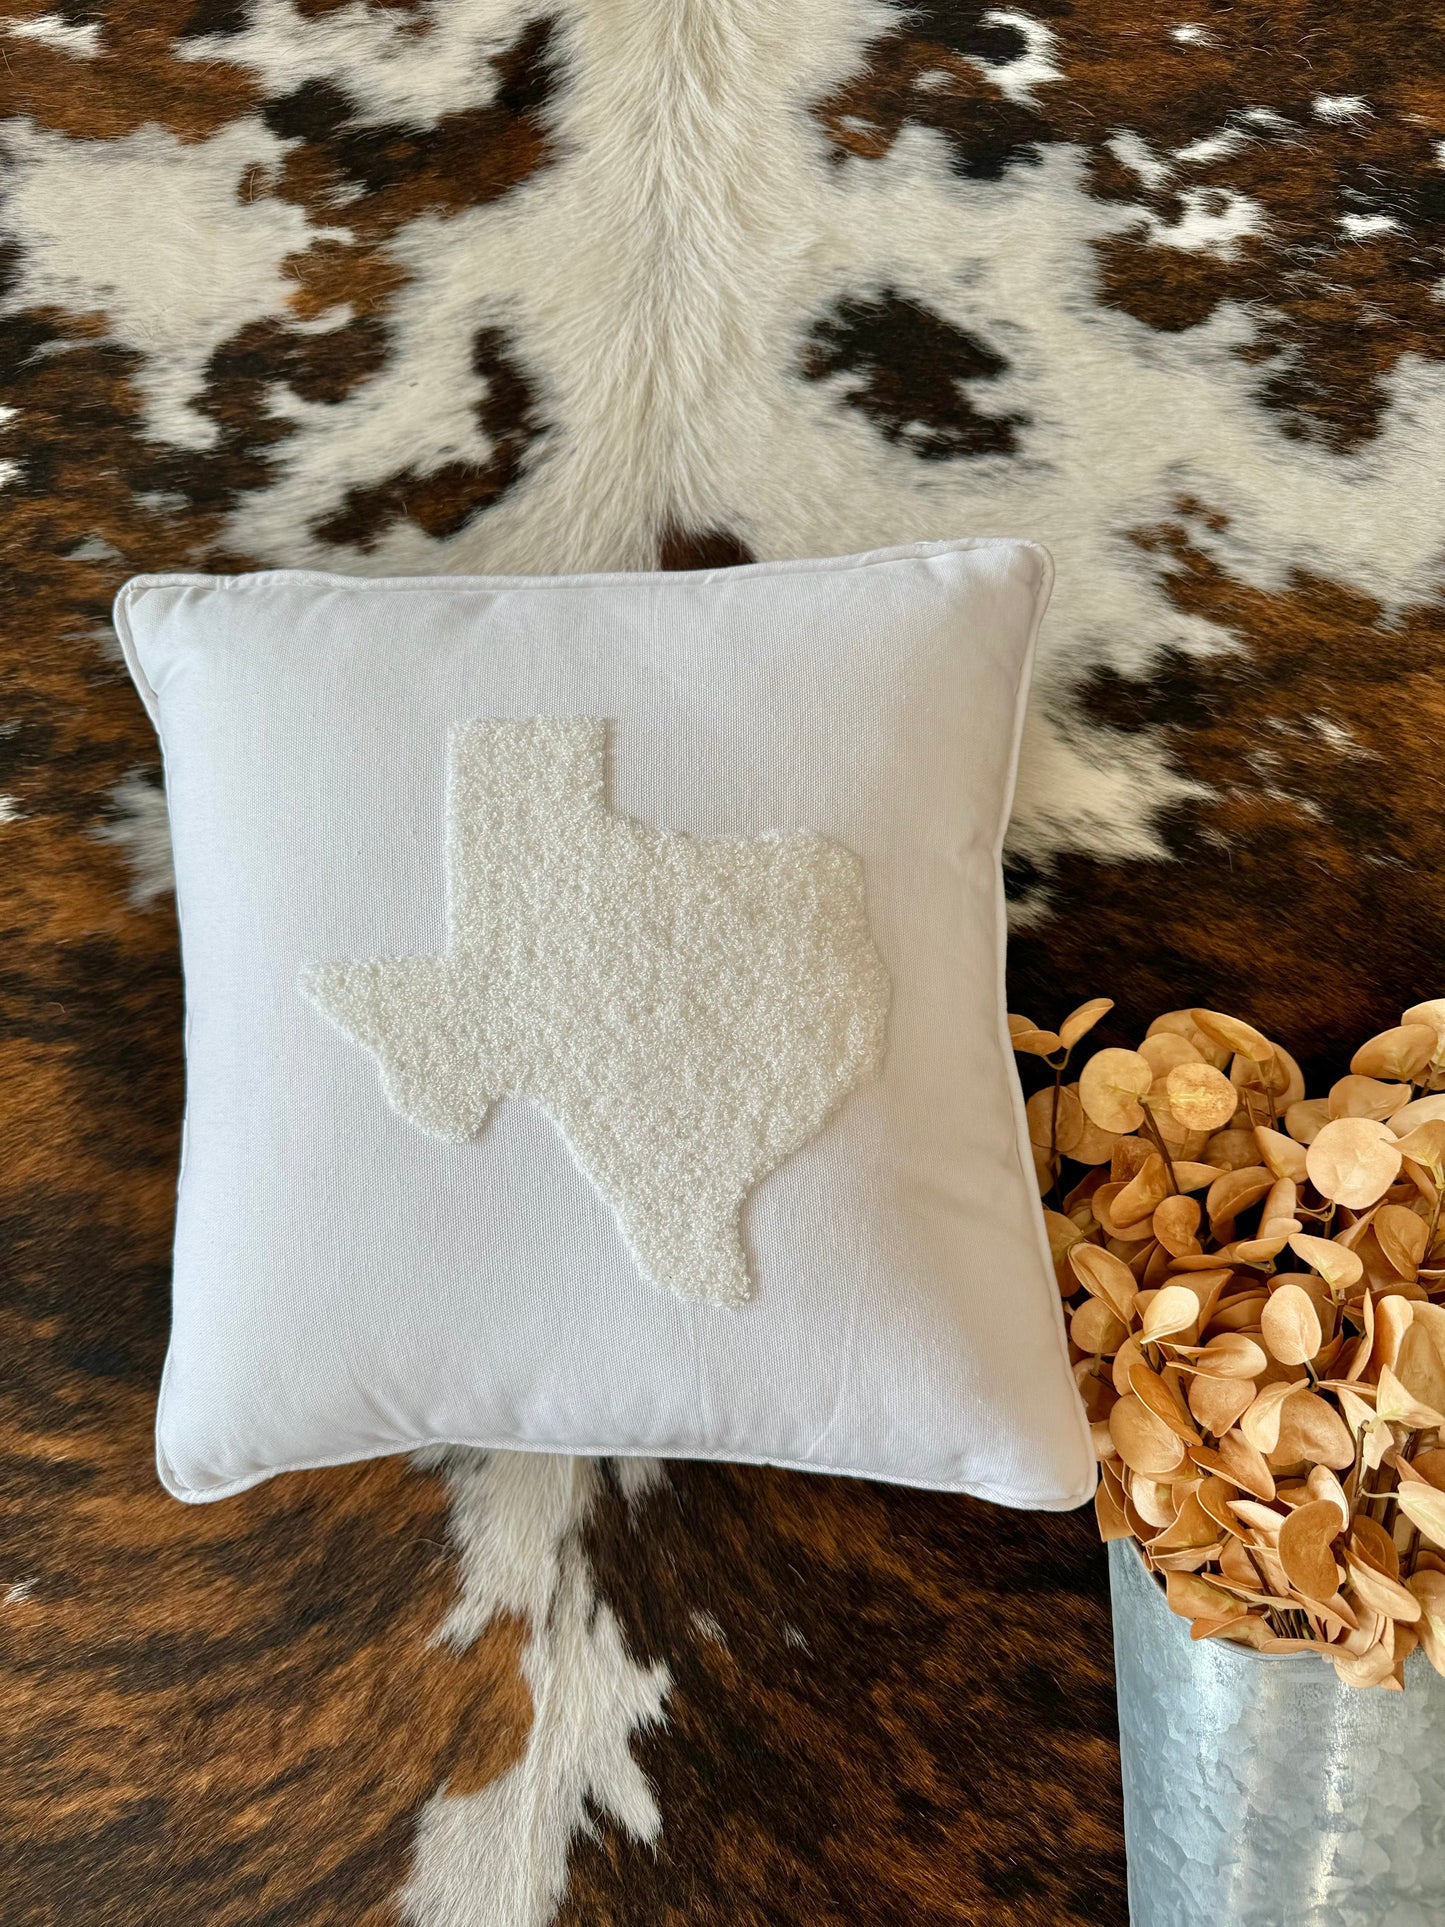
[3,1,1441,1920]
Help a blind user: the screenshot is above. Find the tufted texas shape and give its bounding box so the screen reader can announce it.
[303,717,891,1305]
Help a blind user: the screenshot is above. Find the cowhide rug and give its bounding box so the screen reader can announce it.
[3,3,1441,1922]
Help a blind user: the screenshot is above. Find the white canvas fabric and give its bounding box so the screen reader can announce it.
[114,539,1095,1508]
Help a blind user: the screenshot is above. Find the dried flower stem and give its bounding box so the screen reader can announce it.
[1137,1101,1180,1197]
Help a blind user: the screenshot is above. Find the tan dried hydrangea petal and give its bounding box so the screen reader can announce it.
[1074,1355,1112,1421]
[1153,1194,1203,1258]
[1207,1165,1274,1229]
[1177,1332,1269,1380]
[1171,1160,1225,1193]
[1043,1209,1087,1294]
[1078,1047,1154,1134]
[1396,1473,1445,1552]
[1179,1268,1233,1325]
[1044,1207,1084,1260]
[1376,1361,1445,1430]
[1095,1476,1132,1542]
[1376,1203,1428,1280]
[1147,1010,1231,1070]
[1305,1465,1351,1529]
[1278,1500,1344,1601]
[1396,1119,1445,1176]
[1396,1324,1445,1415]
[1140,1032,1201,1080]
[1071,1296,1129,1357]
[1069,1242,1138,1322]
[1190,1009,1274,1063]
[1148,1096,1200,1156]
[1164,1061,1240,1132]
[1336,1384,1377,1433]
[1412,1311,1445,1388]
[1128,1363,1200,1445]
[1157,1549,1227,1576]
[1129,1471,1178,1530]
[1153,1489,1219,1552]
[1329,1074,1411,1122]
[1194,1475,1241,1536]
[1113,1138,1158,1189]
[1220,1618,1311,1652]
[1292,1270,1336,1332]
[1351,1024,1437,1084]
[1285,1097,1332,1145]
[1220,1536,1266,1590]
[1347,1557,1422,1624]
[1371,1294,1414,1376]
[1287,1232,1364,1294]
[1306,1118,1403,1210]
[1164,1570,1245,1624]
[1408,1569,1445,1677]
[1261,1285,1323,1368]
[1232,1043,1306,1113]
[1059,997,1114,1051]
[1229,1222,1302,1266]
[1187,1371,1256,1436]
[1259,1176,1298,1233]
[1060,1082,1120,1165]
[1225,1496,1285,1537]
[1350,1516,1400,1581]
[1025,1085,1084,1158]
[1412,1604,1445,1679]
[1197,1430,1276,1500]
[1239,1378,1303,1454]
[1141,1284,1201,1343]
[1207,1290,1268,1333]
[1271,1390,1355,1471]
[1203,1127,1265,1173]
[1110,1395,1187,1477]
[1099,1455,1127,1502]
[1255,1125,1308,1183]
[1389,1093,1445,1136]
[1093,1182,1157,1242]
[1008,1014,1062,1055]
[1333,1646,1396,1690]
[1402,999,1445,1059]
[1113,1153,1173,1229]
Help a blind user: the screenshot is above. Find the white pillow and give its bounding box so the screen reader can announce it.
[114,540,1093,1508]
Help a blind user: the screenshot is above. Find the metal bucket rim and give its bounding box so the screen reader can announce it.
[1115,1538,1425,1682]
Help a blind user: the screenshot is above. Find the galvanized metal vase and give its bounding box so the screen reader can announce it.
[1109,1537,1445,1927]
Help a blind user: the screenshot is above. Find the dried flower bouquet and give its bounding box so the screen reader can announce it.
[1010,996,1445,1689]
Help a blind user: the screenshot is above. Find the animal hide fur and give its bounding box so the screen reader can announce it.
[3,1,1442,1921]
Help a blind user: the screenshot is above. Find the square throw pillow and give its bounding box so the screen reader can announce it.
[114,539,1094,1508]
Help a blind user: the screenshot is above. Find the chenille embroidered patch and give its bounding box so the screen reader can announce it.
[302,718,890,1305]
